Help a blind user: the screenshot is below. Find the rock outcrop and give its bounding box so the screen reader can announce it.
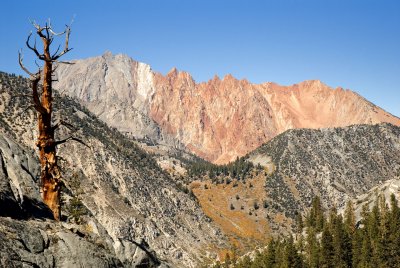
[54,52,400,163]
[0,133,124,267]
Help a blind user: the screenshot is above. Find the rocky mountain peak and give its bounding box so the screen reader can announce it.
[211,74,221,82]
[298,79,324,86]
[222,73,235,81]
[164,67,195,87]
[102,50,113,58]
[167,67,178,77]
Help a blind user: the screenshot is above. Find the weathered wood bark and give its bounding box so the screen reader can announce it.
[38,44,62,220]
[19,21,72,220]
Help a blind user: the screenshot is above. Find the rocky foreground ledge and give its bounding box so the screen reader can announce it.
[0,134,163,267]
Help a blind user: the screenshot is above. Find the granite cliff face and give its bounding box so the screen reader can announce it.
[55,52,400,163]
[54,52,180,147]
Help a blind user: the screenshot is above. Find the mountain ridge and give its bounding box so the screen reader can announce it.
[54,52,400,164]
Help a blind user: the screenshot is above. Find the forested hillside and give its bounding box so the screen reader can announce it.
[215,194,400,267]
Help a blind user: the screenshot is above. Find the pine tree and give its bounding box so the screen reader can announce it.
[387,194,400,267]
[360,231,373,268]
[375,195,388,267]
[251,251,265,268]
[263,239,277,268]
[235,256,251,268]
[332,214,351,268]
[283,236,304,268]
[344,200,356,234]
[307,196,325,232]
[296,212,304,234]
[320,225,334,268]
[306,227,320,268]
[351,228,363,268]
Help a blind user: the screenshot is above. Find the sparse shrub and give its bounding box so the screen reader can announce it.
[253,201,259,210]
[66,196,88,224]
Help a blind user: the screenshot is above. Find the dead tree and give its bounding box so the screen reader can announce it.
[19,20,73,220]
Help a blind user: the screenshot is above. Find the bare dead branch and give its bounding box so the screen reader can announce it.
[35,24,48,40]
[47,18,65,36]
[55,136,90,148]
[15,105,35,118]
[45,22,50,39]
[49,28,67,36]
[34,60,41,69]
[53,60,74,65]
[51,44,61,58]
[26,32,45,60]
[52,26,72,60]
[18,50,36,77]
[31,79,47,115]
[52,120,77,132]
[29,19,40,30]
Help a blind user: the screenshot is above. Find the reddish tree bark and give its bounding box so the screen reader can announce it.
[19,21,72,220]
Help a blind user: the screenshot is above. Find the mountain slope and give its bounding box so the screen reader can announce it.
[0,72,228,267]
[339,178,400,220]
[54,52,400,163]
[251,123,400,214]
[191,123,400,246]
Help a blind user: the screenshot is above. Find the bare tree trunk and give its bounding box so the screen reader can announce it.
[19,20,72,220]
[38,48,62,220]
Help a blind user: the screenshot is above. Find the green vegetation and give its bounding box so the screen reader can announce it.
[187,156,261,183]
[63,172,90,224]
[214,194,400,268]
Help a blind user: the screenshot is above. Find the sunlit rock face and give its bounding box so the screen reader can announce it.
[55,53,400,163]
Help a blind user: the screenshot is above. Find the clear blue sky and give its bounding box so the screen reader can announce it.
[1,0,399,117]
